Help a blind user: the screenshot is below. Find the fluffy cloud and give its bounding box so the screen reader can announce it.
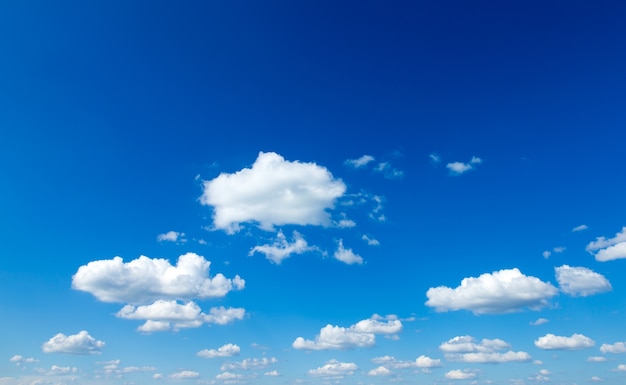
[617,364,626,372]
[293,315,401,350]
[72,253,244,304]
[446,156,482,175]
[371,355,441,369]
[600,342,626,354]
[215,371,242,380]
[249,231,313,264]
[445,369,476,380]
[157,231,186,243]
[200,152,346,233]
[439,336,531,363]
[169,370,199,379]
[586,227,626,261]
[308,359,357,377]
[450,351,531,363]
[220,357,277,371]
[117,301,245,332]
[534,333,595,350]
[264,370,279,377]
[9,356,37,365]
[426,268,558,314]
[345,155,375,168]
[367,366,391,376]
[555,265,612,296]
[362,234,380,246]
[334,240,363,265]
[198,344,241,358]
[42,331,104,355]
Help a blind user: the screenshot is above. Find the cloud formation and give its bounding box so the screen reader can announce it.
[197,344,241,358]
[308,360,357,377]
[200,152,346,233]
[445,369,476,380]
[42,331,104,355]
[426,268,558,314]
[586,227,626,261]
[555,265,612,296]
[249,231,313,264]
[439,335,531,363]
[371,355,441,369]
[169,370,199,379]
[72,253,244,304]
[573,224,588,232]
[600,342,626,354]
[334,240,363,265]
[446,156,482,175]
[534,333,595,350]
[156,231,186,243]
[344,155,375,168]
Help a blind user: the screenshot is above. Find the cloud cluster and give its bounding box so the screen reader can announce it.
[200,152,346,233]
[169,370,199,379]
[157,231,186,243]
[249,231,313,264]
[440,335,531,363]
[586,227,626,261]
[426,268,558,314]
[42,331,104,355]
[445,369,476,380]
[293,315,402,350]
[371,355,441,369]
[446,156,482,175]
[600,342,626,354]
[197,344,241,358]
[555,265,612,297]
[534,333,595,350]
[308,359,357,377]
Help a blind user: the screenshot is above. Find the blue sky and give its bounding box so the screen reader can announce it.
[2,1,626,384]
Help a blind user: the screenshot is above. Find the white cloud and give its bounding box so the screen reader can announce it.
[72,253,244,304]
[367,366,391,376]
[374,162,404,180]
[591,376,602,382]
[215,371,242,380]
[617,364,626,372]
[293,315,401,350]
[122,366,157,373]
[415,355,442,368]
[600,342,626,354]
[9,356,37,365]
[555,265,612,297]
[334,240,363,265]
[534,333,595,350]
[553,246,566,253]
[446,156,482,175]
[587,356,608,362]
[445,369,476,380]
[371,355,441,369]
[440,335,530,363]
[450,351,532,363]
[530,318,549,326]
[157,231,186,243]
[586,227,626,261]
[362,234,380,246]
[220,357,277,371]
[249,231,313,264]
[429,153,441,163]
[542,251,551,259]
[197,344,241,359]
[200,152,346,233]
[205,306,246,325]
[345,155,375,168]
[264,370,279,377]
[308,359,357,377]
[169,370,199,379]
[425,268,558,314]
[42,331,104,355]
[573,224,588,232]
[47,365,78,375]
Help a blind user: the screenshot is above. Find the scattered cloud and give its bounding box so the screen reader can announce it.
[264,370,279,377]
[553,246,566,253]
[220,357,277,371]
[446,156,482,175]
[293,315,401,350]
[600,342,626,354]
[215,371,242,381]
[429,153,441,163]
[334,240,363,265]
[555,265,612,297]
[587,356,608,362]
[42,331,104,355]
[200,152,346,233]
[586,227,626,261]
[591,376,603,382]
[440,335,531,363]
[308,359,357,377]
[371,355,441,369]
[169,370,199,379]
[249,231,314,264]
[445,369,477,380]
[362,234,380,246]
[573,224,589,232]
[534,333,595,350]
[374,162,404,180]
[9,356,37,365]
[617,364,626,372]
[345,155,375,168]
[367,366,391,376]
[72,253,244,304]
[531,318,549,326]
[156,231,186,243]
[46,365,78,376]
[542,250,551,259]
[425,268,558,314]
[198,344,241,359]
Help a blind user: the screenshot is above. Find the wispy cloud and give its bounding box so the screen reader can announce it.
[344,155,375,168]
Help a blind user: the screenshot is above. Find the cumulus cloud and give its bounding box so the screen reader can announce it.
[531,318,549,326]
[72,253,244,304]
[169,370,199,379]
[450,351,532,363]
[446,156,482,175]
[586,227,626,261]
[600,342,626,354]
[334,240,363,265]
[367,366,391,376]
[362,234,380,246]
[249,231,314,264]
[617,364,626,372]
[573,224,588,232]
[157,231,186,243]
[371,355,441,369]
[439,335,531,363]
[293,315,401,350]
[200,152,346,233]
[534,333,595,350]
[9,355,37,365]
[345,155,375,168]
[555,265,612,297]
[308,359,357,377]
[587,356,608,362]
[198,344,241,359]
[445,369,476,380]
[215,371,242,380]
[42,331,104,355]
[220,357,277,371]
[425,268,558,314]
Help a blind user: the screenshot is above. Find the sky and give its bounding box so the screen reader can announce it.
[1,1,626,384]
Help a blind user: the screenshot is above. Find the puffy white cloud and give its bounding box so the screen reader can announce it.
[169,370,199,379]
[264,370,279,377]
[157,231,186,243]
[450,351,532,363]
[446,156,482,175]
[445,369,476,380]
[117,300,245,331]
[617,364,626,372]
[293,315,401,350]
[534,333,595,350]
[555,265,612,296]
[587,356,608,362]
[426,268,558,314]
[198,344,241,358]
[440,335,529,362]
[530,318,549,326]
[374,162,404,180]
[416,355,442,368]
[42,331,104,355]
[345,155,375,168]
[249,231,313,264]
[573,224,588,232]
[215,371,242,380]
[308,359,357,377]
[586,227,626,261]
[72,253,244,304]
[200,152,346,233]
[334,240,363,265]
[367,366,391,376]
[600,342,626,354]
[221,357,277,371]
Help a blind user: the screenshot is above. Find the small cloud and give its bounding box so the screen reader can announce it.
[446,156,482,175]
[445,369,476,380]
[264,370,279,377]
[9,355,38,365]
[600,342,626,354]
[586,227,626,262]
[197,344,240,358]
[374,162,404,180]
[530,318,549,326]
[345,155,375,168]
[157,231,187,243]
[587,356,608,362]
[534,333,595,350]
[367,366,392,376]
[616,364,626,372]
[308,359,357,377]
[542,251,551,259]
[249,231,314,264]
[429,153,441,163]
[42,331,105,355]
[470,156,482,164]
[573,224,588,232]
[553,247,566,253]
[334,240,363,265]
[362,234,380,246]
[169,370,199,380]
